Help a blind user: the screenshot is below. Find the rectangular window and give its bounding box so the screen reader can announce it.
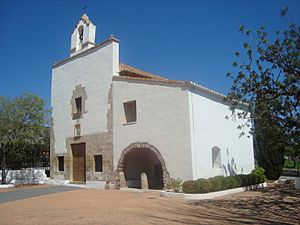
[74,124,81,137]
[58,156,64,171]
[94,155,103,172]
[75,97,82,113]
[123,100,136,123]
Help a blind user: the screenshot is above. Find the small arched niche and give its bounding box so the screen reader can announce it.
[212,146,222,168]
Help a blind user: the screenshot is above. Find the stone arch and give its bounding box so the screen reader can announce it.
[115,142,170,189]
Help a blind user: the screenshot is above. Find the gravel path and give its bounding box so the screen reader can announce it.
[0,183,299,225]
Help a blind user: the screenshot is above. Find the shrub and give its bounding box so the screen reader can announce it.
[251,166,266,184]
[208,176,226,191]
[165,178,182,192]
[224,176,238,189]
[235,174,249,187]
[182,171,266,194]
[233,175,242,187]
[247,174,258,185]
[182,180,198,193]
[196,179,212,193]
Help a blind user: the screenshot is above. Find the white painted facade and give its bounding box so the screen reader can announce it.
[188,90,254,179]
[112,80,193,181]
[112,80,254,181]
[51,40,119,154]
[51,14,255,186]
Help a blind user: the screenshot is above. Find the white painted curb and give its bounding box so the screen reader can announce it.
[160,182,267,200]
[120,187,162,193]
[0,184,15,189]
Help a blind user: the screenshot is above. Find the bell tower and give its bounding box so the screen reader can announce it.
[70,14,96,57]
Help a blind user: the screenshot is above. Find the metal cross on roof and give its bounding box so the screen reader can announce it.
[83,6,87,14]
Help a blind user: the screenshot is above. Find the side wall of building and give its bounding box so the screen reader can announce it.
[188,89,255,179]
[112,80,194,181]
[50,41,119,181]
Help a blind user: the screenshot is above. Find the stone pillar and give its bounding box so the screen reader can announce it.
[140,172,149,190]
[105,181,116,190]
[119,171,127,188]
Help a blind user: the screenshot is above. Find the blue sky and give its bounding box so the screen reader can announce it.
[0,0,299,109]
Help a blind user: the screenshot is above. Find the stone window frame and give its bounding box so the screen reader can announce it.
[74,124,81,137]
[71,85,87,120]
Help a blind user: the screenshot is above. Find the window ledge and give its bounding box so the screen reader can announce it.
[123,121,137,126]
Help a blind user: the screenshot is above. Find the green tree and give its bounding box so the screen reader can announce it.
[0,93,48,184]
[226,7,299,179]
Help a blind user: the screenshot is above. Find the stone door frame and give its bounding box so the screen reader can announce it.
[71,143,86,183]
[116,142,170,188]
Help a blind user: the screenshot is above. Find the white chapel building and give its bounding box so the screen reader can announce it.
[50,14,255,189]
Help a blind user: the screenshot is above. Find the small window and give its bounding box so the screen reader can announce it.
[58,156,64,171]
[74,124,81,137]
[212,146,222,168]
[75,97,82,113]
[94,155,103,172]
[123,100,136,123]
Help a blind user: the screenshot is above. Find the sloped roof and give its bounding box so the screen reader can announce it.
[119,64,168,81]
[117,64,226,99]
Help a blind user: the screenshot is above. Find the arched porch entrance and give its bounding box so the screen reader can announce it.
[116,142,170,189]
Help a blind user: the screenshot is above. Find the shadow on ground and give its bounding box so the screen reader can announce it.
[142,182,300,225]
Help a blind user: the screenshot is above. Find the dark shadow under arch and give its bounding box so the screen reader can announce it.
[116,142,170,189]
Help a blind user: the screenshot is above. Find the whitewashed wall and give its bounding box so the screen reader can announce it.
[113,80,194,181]
[0,169,47,184]
[51,41,119,154]
[188,89,255,179]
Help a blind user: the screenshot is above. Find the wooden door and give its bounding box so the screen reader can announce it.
[72,143,86,183]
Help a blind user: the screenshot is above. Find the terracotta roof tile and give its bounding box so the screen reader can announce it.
[114,74,184,84]
[117,63,226,99]
[119,64,168,81]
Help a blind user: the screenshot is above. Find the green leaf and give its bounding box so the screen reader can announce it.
[239,25,245,32]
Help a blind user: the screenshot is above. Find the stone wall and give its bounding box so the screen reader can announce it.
[66,133,114,182]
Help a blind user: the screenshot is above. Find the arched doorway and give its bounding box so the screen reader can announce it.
[116,142,170,189]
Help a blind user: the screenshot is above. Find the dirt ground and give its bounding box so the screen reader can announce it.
[0,182,299,225]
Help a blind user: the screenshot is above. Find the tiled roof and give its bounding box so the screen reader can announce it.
[117,64,226,99]
[119,64,168,81]
[114,74,185,84]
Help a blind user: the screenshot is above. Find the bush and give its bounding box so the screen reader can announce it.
[208,176,226,192]
[233,175,243,187]
[182,180,198,193]
[247,174,258,185]
[165,178,182,192]
[182,171,266,194]
[235,174,249,186]
[196,179,212,193]
[224,176,238,189]
[251,166,266,184]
